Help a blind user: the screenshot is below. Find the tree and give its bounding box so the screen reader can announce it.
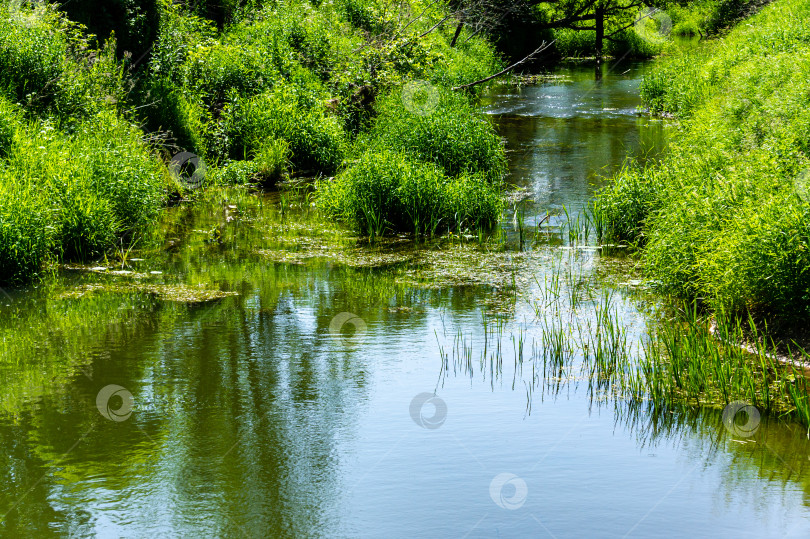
[447,0,665,61]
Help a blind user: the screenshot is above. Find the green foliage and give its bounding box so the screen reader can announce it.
[553,25,663,59]
[0,0,507,280]
[0,177,53,283]
[597,0,810,315]
[0,97,166,277]
[208,159,261,186]
[216,83,346,171]
[340,0,393,35]
[364,86,507,181]
[0,4,132,122]
[317,150,502,237]
[253,138,290,183]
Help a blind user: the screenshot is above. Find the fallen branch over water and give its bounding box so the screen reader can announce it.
[452,40,555,90]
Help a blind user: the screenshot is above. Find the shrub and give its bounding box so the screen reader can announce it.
[365,86,506,181]
[0,5,129,121]
[217,83,346,172]
[0,5,67,109]
[317,150,502,237]
[1,108,166,266]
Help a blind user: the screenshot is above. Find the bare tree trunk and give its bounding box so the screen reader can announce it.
[450,21,464,47]
[595,5,604,61]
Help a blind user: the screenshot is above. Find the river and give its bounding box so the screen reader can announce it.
[0,59,809,538]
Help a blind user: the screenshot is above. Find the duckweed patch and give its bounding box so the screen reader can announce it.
[56,283,239,303]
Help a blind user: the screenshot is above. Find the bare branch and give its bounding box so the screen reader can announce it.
[452,40,555,90]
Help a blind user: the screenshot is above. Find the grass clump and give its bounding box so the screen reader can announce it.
[0,178,53,283]
[0,95,167,280]
[317,150,502,238]
[596,0,810,316]
[215,83,345,172]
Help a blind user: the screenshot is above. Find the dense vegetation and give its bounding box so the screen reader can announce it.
[0,0,507,283]
[596,0,810,317]
[0,0,724,284]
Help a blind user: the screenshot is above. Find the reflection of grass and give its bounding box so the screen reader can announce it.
[439,260,810,428]
[0,290,177,415]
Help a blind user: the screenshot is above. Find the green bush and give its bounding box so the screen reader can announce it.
[317,150,502,237]
[553,26,663,59]
[216,83,345,171]
[0,5,67,109]
[0,107,166,267]
[0,5,129,121]
[183,43,278,103]
[208,160,261,186]
[340,0,392,35]
[365,86,506,181]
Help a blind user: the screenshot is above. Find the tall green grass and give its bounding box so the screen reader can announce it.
[596,0,810,316]
[317,80,508,237]
[362,87,507,181]
[0,96,167,280]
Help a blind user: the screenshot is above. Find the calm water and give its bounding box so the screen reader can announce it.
[1,60,809,538]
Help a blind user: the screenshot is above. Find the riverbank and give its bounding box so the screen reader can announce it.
[596,0,810,319]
